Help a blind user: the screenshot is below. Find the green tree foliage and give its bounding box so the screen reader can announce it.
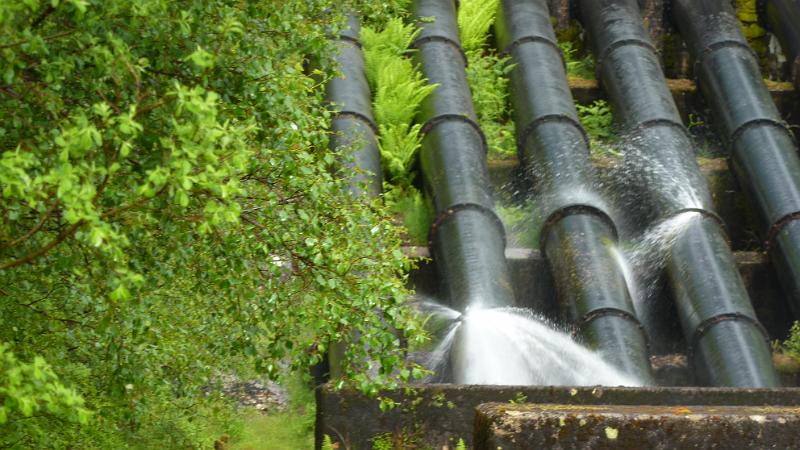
[0,0,422,446]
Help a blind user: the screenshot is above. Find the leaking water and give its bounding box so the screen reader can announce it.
[417,303,642,386]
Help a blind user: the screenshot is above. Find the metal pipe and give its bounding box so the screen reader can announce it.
[759,0,800,86]
[673,0,800,319]
[323,15,382,379]
[578,0,780,387]
[412,0,515,312]
[496,0,653,383]
[326,15,382,198]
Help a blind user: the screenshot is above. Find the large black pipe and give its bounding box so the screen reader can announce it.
[326,15,382,198]
[673,0,800,320]
[759,0,800,86]
[412,0,515,312]
[496,0,653,383]
[323,15,382,379]
[578,0,779,387]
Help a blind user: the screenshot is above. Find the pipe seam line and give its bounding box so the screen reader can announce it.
[502,35,566,69]
[412,35,468,67]
[419,113,489,154]
[669,207,728,231]
[729,117,796,150]
[766,211,800,250]
[571,307,650,349]
[427,202,508,249]
[517,113,591,155]
[333,111,380,135]
[595,38,659,80]
[538,204,619,252]
[688,312,771,360]
[336,34,362,48]
[693,39,760,78]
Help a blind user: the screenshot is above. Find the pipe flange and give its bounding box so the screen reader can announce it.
[411,35,468,67]
[503,35,566,71]
[420,113,489,154]
[539,203,619,252]
[334,110,380,135]
[595,38,659,79]
[693,40,760,79]
[634,117,691,137]
[729,117,796,149]
[765,211,800,250]
[571,307,650,350]
[666,207,731,244]
[687,312,771,360]
[337,34,362,48]
[517,113,591,156]
[427,202,507,250]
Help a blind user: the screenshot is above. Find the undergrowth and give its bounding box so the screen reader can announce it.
[362,17,437,244]
[577,99,621,158]
[784,322,800,363]
[560,41,595,79]
[458,0,517,159]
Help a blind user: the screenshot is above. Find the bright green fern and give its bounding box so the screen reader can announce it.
[458,0,500,52]
[362,17,437,184]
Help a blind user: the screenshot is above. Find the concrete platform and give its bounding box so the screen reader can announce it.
[316,385,800,449]
[475,403,800,449]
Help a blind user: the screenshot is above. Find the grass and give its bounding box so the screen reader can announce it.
[227,374,315,450]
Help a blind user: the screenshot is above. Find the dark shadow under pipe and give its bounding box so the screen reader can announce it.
[759,0,800,86]
[496,0,653,384]
[673,0,800,320]
[578,0,779,387]
[412,0,515,312]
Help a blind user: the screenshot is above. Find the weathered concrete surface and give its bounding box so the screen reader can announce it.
[474,403,800,449]
[315,385,800,449]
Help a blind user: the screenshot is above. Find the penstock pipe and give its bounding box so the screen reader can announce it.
[324,15,382,379]
[326,14,382,198]
[412,0,515,312]
[759,0,800,87]
[578,0,779,387]
[673,0,800,319]
[496,0,653,384]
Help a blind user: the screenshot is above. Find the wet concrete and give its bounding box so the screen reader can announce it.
[475,402,800,449]
[315,384,800,449]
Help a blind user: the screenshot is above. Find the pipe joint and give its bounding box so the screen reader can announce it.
[634,117,690,136]
[334,111,379,135]
[595,38,658,79]
[428,202,507,249]
[336,34,361,48]
[412,35,468,67]
[572,307,649,349]
[766,211,800,250]
[518,113,590,156]
[539,203,618,252]
[694,40,758,76]
[667,207,729,234]
[420,113,488,154]
[730,117,796,150]
[503,35,565,68]
[688,312,770,360]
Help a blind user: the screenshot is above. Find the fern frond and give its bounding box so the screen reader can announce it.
[458,0,500,52]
